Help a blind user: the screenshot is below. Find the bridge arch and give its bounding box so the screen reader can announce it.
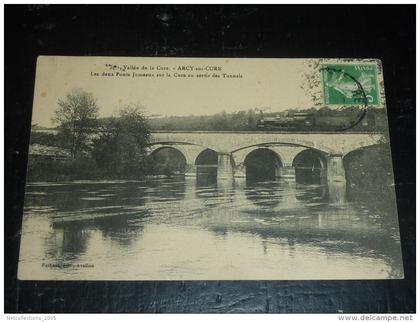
[147,142,209,166]
[195,148,219,176]
[147,146,187,175]
[231,142,331,166]
[244,148,283,181]
[148,144,187,157]
[229,139,337,156]
[292,149,327,184]
[231,145,283,168]
[195,148,218,165]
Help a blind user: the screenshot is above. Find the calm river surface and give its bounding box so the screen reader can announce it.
[18,176,403,280]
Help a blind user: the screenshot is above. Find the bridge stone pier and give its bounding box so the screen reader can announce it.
[147,131,383,185]
[217,153,234,180]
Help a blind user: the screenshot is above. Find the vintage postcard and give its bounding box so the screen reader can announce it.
[18,56,403,280]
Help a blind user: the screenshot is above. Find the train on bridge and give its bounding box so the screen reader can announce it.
[256,111,378,131]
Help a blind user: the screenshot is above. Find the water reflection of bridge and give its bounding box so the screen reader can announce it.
[42,178,402,279]
[147,131,383,197]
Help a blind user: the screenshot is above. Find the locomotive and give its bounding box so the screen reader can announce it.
[256,111,375,130]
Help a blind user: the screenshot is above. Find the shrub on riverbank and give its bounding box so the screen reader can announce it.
[344,143,395,196]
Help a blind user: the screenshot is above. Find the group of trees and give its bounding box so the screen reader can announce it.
[149,109,260,131]
[92,106,151,177]
[28,88,152,181]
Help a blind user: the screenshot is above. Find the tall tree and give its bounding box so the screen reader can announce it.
[92,104,151,178]
[52,88,99,158]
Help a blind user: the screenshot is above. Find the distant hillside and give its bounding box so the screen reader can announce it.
[148,109,260,131]
[148,107,387,131]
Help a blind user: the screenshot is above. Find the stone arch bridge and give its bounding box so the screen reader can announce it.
[147,131,383,183]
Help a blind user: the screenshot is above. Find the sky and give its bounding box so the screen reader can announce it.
[31,56,384,127]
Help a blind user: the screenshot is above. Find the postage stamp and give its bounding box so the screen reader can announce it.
[322,63,379,105]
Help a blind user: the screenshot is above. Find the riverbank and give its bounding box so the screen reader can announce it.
[26,155,174,182]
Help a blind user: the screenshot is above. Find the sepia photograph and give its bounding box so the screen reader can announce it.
[17,56,403,281]
[5,3,416,315]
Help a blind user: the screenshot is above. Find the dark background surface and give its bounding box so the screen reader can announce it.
[5,5,416,313]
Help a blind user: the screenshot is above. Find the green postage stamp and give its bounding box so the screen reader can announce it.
[322,63,379,105]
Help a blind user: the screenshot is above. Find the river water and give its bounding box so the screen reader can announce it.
[18,176,403,280]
